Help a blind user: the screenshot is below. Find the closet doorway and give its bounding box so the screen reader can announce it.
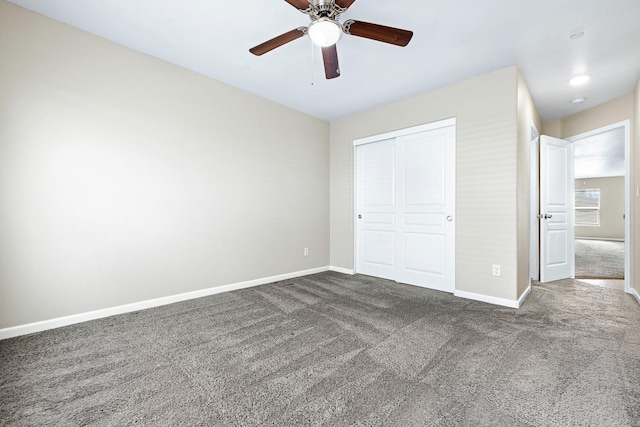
[354,119,456,292]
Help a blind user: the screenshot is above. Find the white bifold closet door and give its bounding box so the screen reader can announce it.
[356,124,455,293]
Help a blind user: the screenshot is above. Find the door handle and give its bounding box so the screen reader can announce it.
[446,215,453,222]
[358,214,362,219]
[543,213,553,219]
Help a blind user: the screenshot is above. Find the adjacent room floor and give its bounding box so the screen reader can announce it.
[575,238,625,279]
[579,278,626,292]
[1,272,639,426]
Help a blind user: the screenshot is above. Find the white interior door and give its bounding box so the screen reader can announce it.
[540,135,574,282]
[356,123,455,292]
[395,128,455,292]
[356,139,397,281]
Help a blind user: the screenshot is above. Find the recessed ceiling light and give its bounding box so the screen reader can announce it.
[569,31,585,40]
[570,75,591,86]
[571,98,586,105]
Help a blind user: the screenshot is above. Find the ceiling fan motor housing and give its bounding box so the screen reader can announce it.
[308,1,344,22]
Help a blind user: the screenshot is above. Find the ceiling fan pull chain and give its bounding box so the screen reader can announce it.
[310,40,315,86]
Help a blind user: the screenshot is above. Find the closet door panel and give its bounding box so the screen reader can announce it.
[356,139,396,280]
[396,128,455,292]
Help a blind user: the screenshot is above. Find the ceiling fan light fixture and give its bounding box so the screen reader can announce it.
[308,18,342,47]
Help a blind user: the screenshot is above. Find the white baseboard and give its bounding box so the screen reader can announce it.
[575,237,624,242]
[630,287,640,304]
[0,266,330,341]
[329,266,355,275]
[454,289,521,309]
[517,284,532,307]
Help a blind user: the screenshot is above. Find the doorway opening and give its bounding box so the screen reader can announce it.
[531,120,631,294]
[568,122,629,292]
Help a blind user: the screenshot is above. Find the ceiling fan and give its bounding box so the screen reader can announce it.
[249,0,413,79]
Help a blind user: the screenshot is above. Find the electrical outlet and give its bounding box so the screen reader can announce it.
[304,247,309,257]
[492,264,501,276]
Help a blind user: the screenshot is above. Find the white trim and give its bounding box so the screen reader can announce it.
[569,142,576,279]
[529,121,540,281]
[566,120,632,294]
[566,120,629,142]
[518,284,532,307]
[530,121,540,139]
[353,118,456,146]
[0,266,330,340]
[575,237,624,242]
[329,266,355,275]
[630,287,640,304]
[454,290,521,309]
[623,121,631,294]
[353,143,358,274]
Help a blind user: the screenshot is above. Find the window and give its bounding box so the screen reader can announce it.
[575,189,600,226]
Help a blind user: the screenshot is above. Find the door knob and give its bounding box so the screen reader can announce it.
[447,216,453,222]
[543,213,553,219]
[358,214,362,219]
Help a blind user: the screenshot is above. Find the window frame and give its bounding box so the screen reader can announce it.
[574,188,600,227]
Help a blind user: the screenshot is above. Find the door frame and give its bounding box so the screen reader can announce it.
[567,120,632,294]
[352,117,456,288]
[529,122,540,282]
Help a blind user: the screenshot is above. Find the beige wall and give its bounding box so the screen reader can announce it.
[0,2,330,329]
[542,93,634,139]
[561,94,634,139]
[575,177,625,240]
[516,70,542,298]
[331,66,523,301]
[541,120,562,139]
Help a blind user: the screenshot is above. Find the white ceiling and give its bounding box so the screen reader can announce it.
[574,127,625,179]
[8,0,640,122]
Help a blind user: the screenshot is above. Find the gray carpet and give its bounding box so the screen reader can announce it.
[575,239,625,279]
[1,272,639,426]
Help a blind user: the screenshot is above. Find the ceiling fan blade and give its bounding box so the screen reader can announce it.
[321,44,340,79]
[343,20,413,47]
[249,28,306,56]
[335,0,356,9]
[284,0,311,10]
